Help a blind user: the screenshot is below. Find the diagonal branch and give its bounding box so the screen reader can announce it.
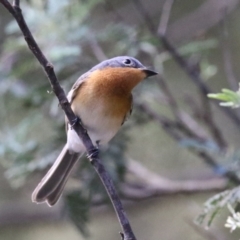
[0,1,136,239]
[159,34,240,127]
[220,10,238,91]
[158,0,175,36]
[137,102,240,184]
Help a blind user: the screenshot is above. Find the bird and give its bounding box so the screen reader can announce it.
[32,56,157,206]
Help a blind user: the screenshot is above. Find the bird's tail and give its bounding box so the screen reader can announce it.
[32,144,82,206]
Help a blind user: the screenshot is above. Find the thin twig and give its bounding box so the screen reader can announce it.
[220,8,240,118]
[159,34,240,127]
[159,36,210,95]
[132,0,233,173]
[177,111,210,140]
[189,60,227,149]
[158,0,175,36]
[156,76,208,141]
[167,0,239,44]
[200,89,227,149]
[104,0,125,23]
[125,159,227,194]
[0,1,136,239]
[156,75,179,119]
[194,150,240,184]
[131,0,155,33]
[88,33,107,62]
[137,102,240,184]
[220,11,238,91]
[138,101,207,143]
[136,102,182,141]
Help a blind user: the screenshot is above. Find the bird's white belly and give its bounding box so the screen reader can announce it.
[67,102,123,153]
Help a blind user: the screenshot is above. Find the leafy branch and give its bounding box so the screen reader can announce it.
[208,86,240,108]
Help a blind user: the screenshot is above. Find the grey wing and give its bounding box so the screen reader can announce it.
[65,71,90,131]
[122,95,133,125]
[67,71,90,104]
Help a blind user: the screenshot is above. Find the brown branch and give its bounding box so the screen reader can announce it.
[0,1,136,239]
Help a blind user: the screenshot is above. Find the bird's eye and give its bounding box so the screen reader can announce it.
[123,58,132,66]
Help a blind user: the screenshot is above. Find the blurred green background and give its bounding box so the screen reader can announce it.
[1,0,240,239]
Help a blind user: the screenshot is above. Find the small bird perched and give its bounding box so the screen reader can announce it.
[32,56,157,206]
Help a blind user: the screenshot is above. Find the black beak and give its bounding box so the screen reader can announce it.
[142,68,158,78]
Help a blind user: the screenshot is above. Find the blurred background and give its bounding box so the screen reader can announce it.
[1,0,240,239]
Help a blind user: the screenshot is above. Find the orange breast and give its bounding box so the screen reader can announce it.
[72,67,144,119]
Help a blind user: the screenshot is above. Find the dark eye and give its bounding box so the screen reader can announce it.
[123,58,132,66]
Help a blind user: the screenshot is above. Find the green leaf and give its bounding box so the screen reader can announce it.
[208,85,240,108]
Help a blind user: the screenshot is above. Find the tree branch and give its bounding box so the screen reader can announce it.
[159,34,240,127]
[137,102,240,184]
[121,159,227,200]
[167,0,240,44]
[220,10,238,91]
[0,1,136,239]
[155,75,209,142]
[131,0,156,33]
[158,0,175,36]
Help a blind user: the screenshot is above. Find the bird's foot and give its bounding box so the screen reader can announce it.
[70,116,80,129]
[70,117,87,133]
[88,147,99,160]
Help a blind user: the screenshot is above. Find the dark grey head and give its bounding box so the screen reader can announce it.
[90,56,158,77]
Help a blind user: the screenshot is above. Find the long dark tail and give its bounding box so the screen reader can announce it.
[32,144,82,206]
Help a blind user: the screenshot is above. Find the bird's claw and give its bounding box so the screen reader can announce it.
[70,117,87,133]
[88,147,99,160]
[71,117,80,129]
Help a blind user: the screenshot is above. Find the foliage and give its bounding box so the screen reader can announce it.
[225,204,240,232]
[204,85,240,231]
[208,85,240,108]
[196,187,240,227]
[196,185,240,234]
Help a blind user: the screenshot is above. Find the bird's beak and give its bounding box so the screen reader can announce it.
[142,68,158,78]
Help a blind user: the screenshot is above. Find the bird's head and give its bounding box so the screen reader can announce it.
[91,56,158,79]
